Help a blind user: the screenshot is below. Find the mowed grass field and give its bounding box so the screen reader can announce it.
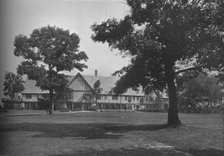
[0,111,223,156]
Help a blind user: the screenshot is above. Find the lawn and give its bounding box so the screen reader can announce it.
[0,111,223,156]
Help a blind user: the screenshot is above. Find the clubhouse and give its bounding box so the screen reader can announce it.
[18,71,169,111]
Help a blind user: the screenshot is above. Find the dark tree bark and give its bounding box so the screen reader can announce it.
[49,88,54,114]
[165,64,182,127]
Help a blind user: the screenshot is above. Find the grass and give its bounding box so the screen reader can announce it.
[0,111,223,156]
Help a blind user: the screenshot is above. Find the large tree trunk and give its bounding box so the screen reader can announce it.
[165,65,181,127]
[49,88,54,114]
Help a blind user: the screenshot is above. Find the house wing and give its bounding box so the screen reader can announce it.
[22,79,49,94]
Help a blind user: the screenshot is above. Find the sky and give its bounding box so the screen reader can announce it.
[0,0,131,97]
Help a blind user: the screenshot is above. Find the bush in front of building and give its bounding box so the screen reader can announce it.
[37,98,50,110]
[178,96,224,113]
[1,99,25,110]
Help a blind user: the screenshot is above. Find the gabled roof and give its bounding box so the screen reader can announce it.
[22,75,75,94]
[21,73,145,96]
[83,75,117,94]
[22,79,49,94]
[74,73,144,96]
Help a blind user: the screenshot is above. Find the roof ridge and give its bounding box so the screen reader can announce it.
[65,75,75,77]
[82,75,116,78]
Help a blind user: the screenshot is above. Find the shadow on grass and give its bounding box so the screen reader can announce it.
[0,123,167,139]
[50,148,179,156]
[50,147,224,156]
[180,148,224,156]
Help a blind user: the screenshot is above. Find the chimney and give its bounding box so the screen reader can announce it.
[95,70,98,76]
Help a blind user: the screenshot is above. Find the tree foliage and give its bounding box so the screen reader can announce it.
[3,72,24,102]
[178,72,222,112]
[14,26,88,114]
[179,72,221,101]
[93,80,102,100]
[91,0,224,126]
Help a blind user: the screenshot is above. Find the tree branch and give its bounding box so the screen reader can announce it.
[176,66,202,74]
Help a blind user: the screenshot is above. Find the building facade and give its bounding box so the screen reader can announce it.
[20,79,49,110]
[20,72,168,111]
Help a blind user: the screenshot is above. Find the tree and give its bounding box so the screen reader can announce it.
[186,73,221,102]
[14,26,88,114]
[178,72,221,112]
[93,80,102,105]
[3,72,24,106]
[91,0,224,126]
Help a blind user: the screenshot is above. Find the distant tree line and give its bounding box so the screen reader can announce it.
[177,71,223,113]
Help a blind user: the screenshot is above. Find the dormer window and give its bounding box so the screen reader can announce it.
[26,94,32,99]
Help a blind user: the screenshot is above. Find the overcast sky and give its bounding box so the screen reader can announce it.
[0,0,131,97]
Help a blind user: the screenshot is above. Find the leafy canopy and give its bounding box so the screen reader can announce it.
[91,0,224,94]
[179,72,221,101]
[14,26,88,91]
[3,72,24,101]
[93,80,102,100]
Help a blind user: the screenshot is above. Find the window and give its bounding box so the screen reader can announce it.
[128,96,132,102]
[125,96,127,100]
[104,95,107,100]
[133,96,135,101]
[137,97,139,101]
[83,93,91,101]
[140,97,144,103]
[67,92,73,99]
[112,95,118,100]
[146,97,149,102]
[81,84,84,90]
[26,94,32,99]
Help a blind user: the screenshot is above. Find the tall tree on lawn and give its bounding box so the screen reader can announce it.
[91,0,224,126]
[93,80,102,108]
[3,72,24,106]
[14,26,88,114]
